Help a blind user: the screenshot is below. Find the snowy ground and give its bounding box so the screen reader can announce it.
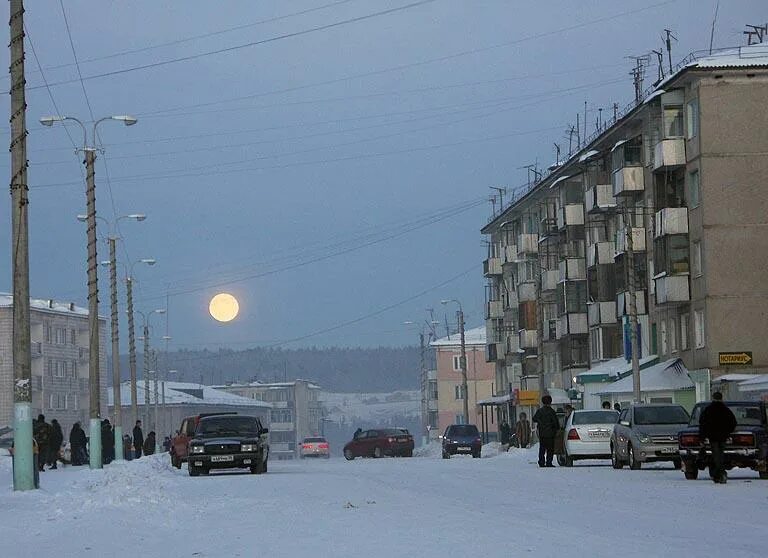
[2,448,766,557]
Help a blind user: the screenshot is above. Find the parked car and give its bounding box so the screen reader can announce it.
[343,428,414,460]
[610,404,690,470]
[678,400,768,480]
[561,409,619,466]
[187,414,269,476]
[170,412,237,469]
[300,436,330,459]
[441,424,482,459]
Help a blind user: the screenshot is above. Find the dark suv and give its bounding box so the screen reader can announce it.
[187,415,269,476]
[442,424,482,459]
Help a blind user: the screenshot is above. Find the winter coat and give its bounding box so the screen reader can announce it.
[50,421,64,450]
[34,420,51,448]
[143,435,156,455]
[133,426,144,451]
[69,425,87,448]
[515,419,531,447]
[699,401,737,443]
[532,405,560,439]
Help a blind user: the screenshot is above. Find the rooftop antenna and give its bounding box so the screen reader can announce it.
[488,194,497,216]
[651,49,665,86]
[663,29,677,75]
[597,107,603,132]
[709,1,720,54]
[628,55,649,103]
[744,23,768,46]
[490,186,506,211]
[553,142,561,165]
[565,125,577,155]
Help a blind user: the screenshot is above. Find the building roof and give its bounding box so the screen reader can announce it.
[430,326,486,347]
[596,359,693,395]
[576,355,658,384]
[735,375,768,392]
[108,381,272,408]
[211,379,321,390]
[691,42,768,69]
[0,292,97,318]
[714,373,763,383]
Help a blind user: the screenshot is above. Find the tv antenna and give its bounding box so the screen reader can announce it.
[663,29,677,75]
[744,23,767,46]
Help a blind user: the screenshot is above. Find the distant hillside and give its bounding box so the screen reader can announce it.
[113,345,420,392]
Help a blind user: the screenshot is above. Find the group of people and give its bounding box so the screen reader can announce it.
[32,414,64,471]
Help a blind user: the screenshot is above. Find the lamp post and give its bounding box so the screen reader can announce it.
[136,309,165,434]
[42,114,137,469]
[441,300,468,424]
[89,214,146,462]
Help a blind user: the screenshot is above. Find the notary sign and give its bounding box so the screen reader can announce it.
[719,352,753,366]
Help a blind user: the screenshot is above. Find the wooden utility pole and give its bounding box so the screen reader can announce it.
[623,206,642,403]
[126,277,138,424]
[9,0,35,491]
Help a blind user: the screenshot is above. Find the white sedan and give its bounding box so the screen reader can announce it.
[562,410,619,466]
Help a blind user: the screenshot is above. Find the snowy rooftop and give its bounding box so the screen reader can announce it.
[735,374,768,392]
[596,359,693,395]
[211,379,321,390]
[0,292,92,317]
[576,355,658,383]
[108,380,272,408]
[430,326,486,347]
[692,42,768,69]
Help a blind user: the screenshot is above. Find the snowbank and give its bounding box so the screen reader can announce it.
[413,442,442,458]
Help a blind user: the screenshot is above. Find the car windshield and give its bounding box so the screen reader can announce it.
[572,411,619,425]
[448,425,479,437]
[634,406,689,425]
[689,404,764,426]
[196,417,261,437]
[303,437,326,443]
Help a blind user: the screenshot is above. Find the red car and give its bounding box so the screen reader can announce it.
[343,428,414,460]
[170,412,236,469]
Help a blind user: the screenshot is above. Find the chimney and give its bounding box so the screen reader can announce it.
[48,299,54,309]
[69,302,76,311]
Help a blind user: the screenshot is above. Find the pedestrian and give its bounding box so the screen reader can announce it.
[602,401,612,410]
[699,391,737,484]
[499,420,511,446]
[133,420,144,459]
[69,422,88,466]
[353,427,362,439]
[532,395,559,467]
[515,413,531,449]
[614,402,621,413]
[33,414,51,471]
[123,434,133,461]
[49,419,64,469]
[163,436,172,452]
[101,419,115,465]
[143,431,156,456]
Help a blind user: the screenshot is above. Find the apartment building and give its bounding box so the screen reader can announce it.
[213,379,323,459]
[0,294,108,436]
[481,42,768,407]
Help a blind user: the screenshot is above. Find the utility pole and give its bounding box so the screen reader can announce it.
[153,349,159,445]
[419,331,427,443]
[457,309,469,424]
[9,0,35,491]
[535,247,546,399]
[623,206,642,403]
[126,278,138,424]
[107,237,123,461]
[143,322,150,427]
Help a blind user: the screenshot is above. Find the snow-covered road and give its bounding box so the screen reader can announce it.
[2,447,766,557]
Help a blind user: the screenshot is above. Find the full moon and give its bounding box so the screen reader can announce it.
[209,293,239,322]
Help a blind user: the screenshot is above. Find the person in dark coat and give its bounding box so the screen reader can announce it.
[49,419,64,469]
[699,391,737,484]
[143,431,156,456]
[133,420,144,459]
[602,401,612,410]
[101,419,115,465]
[499,421,511,446]
[532,395,559,467]
[69,422,88,465]
[33,414,51,471]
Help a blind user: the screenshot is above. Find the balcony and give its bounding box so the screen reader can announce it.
[542,318,558,342]
[503,245,518,265]
[655,207,689,237]
[612,166,644,196]
[615,227,646,254]
[616,290,647,317]
[541,269,559,292]
[519,329,538,349]
[483,257,502,277]
[557,313,588,338]
[653,138,686,171]
[517,234,539,256]
[506,334,521,356]
[585,184,616,213]
[557,204,585,229]
[559,258,586,282]
[587,241,615,268]
[587,301,617,326]
[654,274,690,304]
[485,342,504,362]
[517,282,537,302]
[486,300,504,319]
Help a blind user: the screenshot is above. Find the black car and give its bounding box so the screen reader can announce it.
[187,415,269,476]
[678,400,768,480]
[441,424,482,459]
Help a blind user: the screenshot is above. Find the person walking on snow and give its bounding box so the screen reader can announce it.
[69,422,88,465]
[515,413,531,449]
[33,414,51,471]
[499,420,511,446]
[143,431,156,456]
[49,419,64,469]
[133,420,144,459]
[699,391,737,484]
[532,395,559,467]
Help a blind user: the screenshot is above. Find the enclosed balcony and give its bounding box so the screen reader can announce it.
[519,329,538,349]
[615,227,646,254]
[654,274,690,304]
[612,166,644,196]
[653,138,686,171]
[541,269,560,292]
[654,207,689,238]
[587,241,615,268]
[517,234,539,256]
[587,301,617,326]
[485,342,504,363]
[503,245,518,265]
[486,300,504,319]
[585,184,616,213]
[483,257,502,277]
[559,258,586,282]
[616,290,647,317]
[517,282,537,302]
[557,313,588,338]
[557,204,585,229]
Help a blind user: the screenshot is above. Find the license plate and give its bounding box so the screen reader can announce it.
[660,447,677,454]
[589,431,609,438]
[459,446,471,451]
[210,455,234,462]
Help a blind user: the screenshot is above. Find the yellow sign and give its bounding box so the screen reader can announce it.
[517,390,540,406]
[719,352,752,366]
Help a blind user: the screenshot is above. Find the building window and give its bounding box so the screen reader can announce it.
[452,355,463,371]
[454,385,466,400]
[681,314,690,350]
[686,98,699,139]
[428,411,438,428]
[55,327,67,345]
[271,409,293,423]
[694,310,705,349]
[660,320,668,355]
[654,235,690,276]
[663,105,684,138]
[689,170,700,208]
[692,241,702,277]
[66,394,78,410]
[428,380,438,400]
[70,329,77,345]
[669,318,678,353]
[455,414,465,425]
[49,393,66,410]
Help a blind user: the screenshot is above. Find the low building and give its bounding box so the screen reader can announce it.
[0,294,107,438]
[212,380,322,459]
[425,369,439,442]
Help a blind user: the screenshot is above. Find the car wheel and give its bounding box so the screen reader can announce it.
[373,447,383,458]
[344,449,355,461]
[556,454,566,466]
[188,464,200,477]
[628,444,641,470]
[758,470,768,480]
[442,450,450,460]
[673,458,682,470]
[564,450,574,467]
[404,450,413,458]
[684,468,699,480]
[611,444,623,469]
[472,451,481,459]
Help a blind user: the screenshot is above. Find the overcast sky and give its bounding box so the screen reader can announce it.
[0,0,764,350]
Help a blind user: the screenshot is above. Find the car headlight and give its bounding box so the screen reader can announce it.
[191,445,205,454]
[638,434,652,443]
[241,444,256,452]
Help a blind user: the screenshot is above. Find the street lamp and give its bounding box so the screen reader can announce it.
[441,299,469,425]
[42,114,138,470]
[136,309,165,434]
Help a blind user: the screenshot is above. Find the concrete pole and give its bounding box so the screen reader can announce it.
[84,147,102,470]
[108,237,123,461]
[126,278,138,424]
[458,310,469,424]
[153,350,159,447]
[143,323,150,427]
[624,207,642,403]
[9,0,35,491]
[419,332,427,445]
